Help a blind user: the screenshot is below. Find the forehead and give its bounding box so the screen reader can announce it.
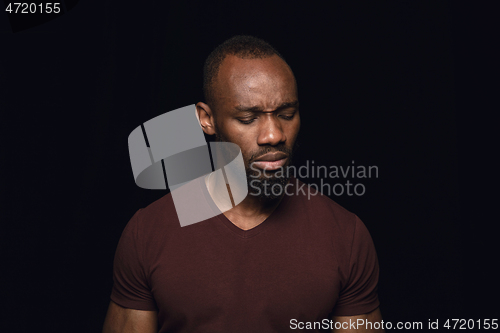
[214,54,297,111]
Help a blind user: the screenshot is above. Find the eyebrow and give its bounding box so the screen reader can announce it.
[234,100,299,113]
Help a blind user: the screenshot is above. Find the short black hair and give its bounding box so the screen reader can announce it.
[203,35,286,108]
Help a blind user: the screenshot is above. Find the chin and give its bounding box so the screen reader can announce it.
[246,172,290,201]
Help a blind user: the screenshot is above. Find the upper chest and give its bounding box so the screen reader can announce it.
[148,226,344,323]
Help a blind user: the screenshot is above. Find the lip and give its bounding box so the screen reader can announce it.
[254,151,288,162]
[252,158,287,171]
[252,152,288,171]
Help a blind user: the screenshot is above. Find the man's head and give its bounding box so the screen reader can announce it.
[196,35,300,200]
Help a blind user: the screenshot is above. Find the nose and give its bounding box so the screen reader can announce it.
[257,114,287,146]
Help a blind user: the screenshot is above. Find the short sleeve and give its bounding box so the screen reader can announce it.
[110,209,158,311]
[333,215,380,316]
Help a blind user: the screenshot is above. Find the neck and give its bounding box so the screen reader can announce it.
[205,172,285,230]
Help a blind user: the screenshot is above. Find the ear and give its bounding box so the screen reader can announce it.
[196,102,216,136]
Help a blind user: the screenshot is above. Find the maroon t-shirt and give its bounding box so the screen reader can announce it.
[110,177,380,332]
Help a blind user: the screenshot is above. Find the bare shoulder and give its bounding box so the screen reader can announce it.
[102,301,158,333]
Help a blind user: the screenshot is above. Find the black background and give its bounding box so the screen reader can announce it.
[1,0,497,332]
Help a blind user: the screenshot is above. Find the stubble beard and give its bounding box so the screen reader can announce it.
[214,124,298,201]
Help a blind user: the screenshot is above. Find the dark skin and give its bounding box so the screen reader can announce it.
[196,54,300,231]
[102,54,383,333]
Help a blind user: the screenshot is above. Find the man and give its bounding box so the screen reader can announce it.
[103,35,384,332]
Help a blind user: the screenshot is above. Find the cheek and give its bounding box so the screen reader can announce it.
[220,124,254,154]
[223,120,254,140]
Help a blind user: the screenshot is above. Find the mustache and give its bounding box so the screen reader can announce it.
[248,145,293,163]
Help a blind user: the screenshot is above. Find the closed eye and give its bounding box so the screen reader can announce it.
[280,114,295,120]
[237,118,256,124]
[237,112,295,124]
